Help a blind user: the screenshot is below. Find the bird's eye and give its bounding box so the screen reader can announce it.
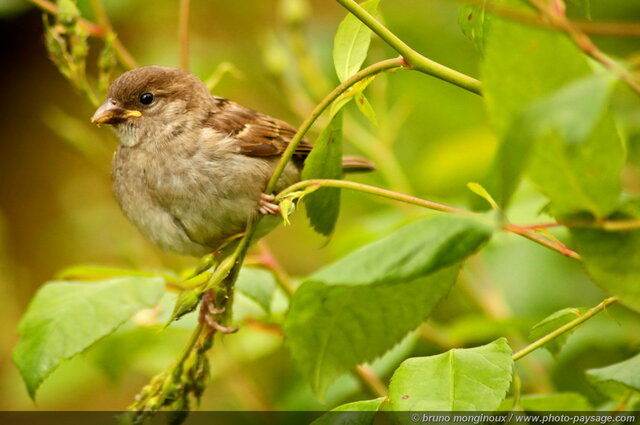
[139,92,154,105]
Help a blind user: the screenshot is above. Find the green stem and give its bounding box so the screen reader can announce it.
[506,218,640,232]
[354,365,388,398]
[503,223,581,261]
[335,0,482,95]
[276,179,580,259]
[265,57,405,193]
[171,322,204,379]
[512,297,618,361]
[277,178,466,213]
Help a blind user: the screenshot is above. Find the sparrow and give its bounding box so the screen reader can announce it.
[91,66,373,256]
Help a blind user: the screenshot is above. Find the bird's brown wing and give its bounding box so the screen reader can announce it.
[205,98,312,165]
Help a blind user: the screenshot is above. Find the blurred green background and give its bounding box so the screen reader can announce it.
[1,0,639,411]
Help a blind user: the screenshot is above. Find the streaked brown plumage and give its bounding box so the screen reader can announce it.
[92,66,373,256]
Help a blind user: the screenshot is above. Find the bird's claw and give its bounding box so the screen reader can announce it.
[203,314,238,334]
[259,193,280,215]
[207,304,225,315]
[199,290,238,334]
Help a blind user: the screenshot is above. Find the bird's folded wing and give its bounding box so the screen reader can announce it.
[205,98,312,162]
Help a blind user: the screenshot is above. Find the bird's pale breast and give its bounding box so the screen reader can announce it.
[112,128,299,256]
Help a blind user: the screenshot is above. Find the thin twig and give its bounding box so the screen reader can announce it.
[89,0,109,29]
[277,179,466,214]
[510,218,640,232]
[277,179,581,260]
[454,0,640,37]
[30,0,102,34]
[512,297,618,361]
[504,224,581,260]
[527,0,640,96]
[265,58,406,194]
[354,365,388,398]
[179,0,191,70]
[577,21,640,37]
[336,0,482,94]
[29,0,138,69]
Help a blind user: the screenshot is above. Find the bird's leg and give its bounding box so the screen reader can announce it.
[198,289,238,334]
[258,193,280,215]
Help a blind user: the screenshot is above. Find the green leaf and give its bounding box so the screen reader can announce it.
[520,393,593,411]
[235,267,277,314]
[13,277,165,399]
[388,338,513,411]
[527,110,623,218]
[571,201,640,312]
[458,3,492,54]
[302,113,344,236]
[527,74,616,146]
[482,15,590,137]
[467,182,499,210]
[167,288,200,324]
[287,267,459,398]
[285,215,493,396]
[446,315,528,346]
[330,75,376,118]
[499,392,593,411]
[56,264,178,283]
[528,307,583,357]
[354,93,378,127]
[479,13,623,212]
[311,397,385,425]
[481,73,622,213]
[333,0,380,82]
[488,74,621,215]
[587,353,640,397]
[87,326,160,384]
[311,215,494,286]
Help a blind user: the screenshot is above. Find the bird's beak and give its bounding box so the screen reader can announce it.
[91,98,142,125]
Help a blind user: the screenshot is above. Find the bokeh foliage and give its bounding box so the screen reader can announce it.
[2,0,640,417]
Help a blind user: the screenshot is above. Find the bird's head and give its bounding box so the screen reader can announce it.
[91,66,212,147]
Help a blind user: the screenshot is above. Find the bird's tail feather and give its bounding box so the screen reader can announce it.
[341,156,376,173]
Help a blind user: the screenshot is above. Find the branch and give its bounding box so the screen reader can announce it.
[506,218,640,232]
[455,0,640,37]
[354,365,388,398]
[130,220,257,412]
[276,179,581,259]
[336,0,482,95]
[265,57,405,193]
[503,224,580,260]
[512,297,618,361]
[179,0,191,70]
[527,0,640,96]
[277,179,466,214]
[29,0,138,69]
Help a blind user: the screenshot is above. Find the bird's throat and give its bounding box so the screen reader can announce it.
[114,123,141,147]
